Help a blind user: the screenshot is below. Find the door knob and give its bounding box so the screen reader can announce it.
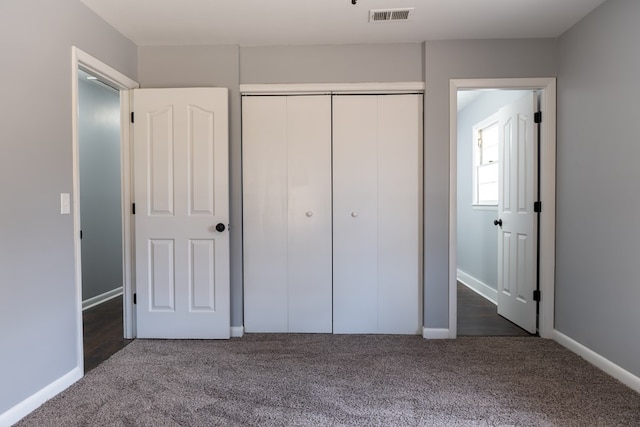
[306,211,314,217]
[351,212,358,218]
[215,223,226,232]
[494,219,503,227]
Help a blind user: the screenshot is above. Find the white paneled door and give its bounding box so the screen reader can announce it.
[333,94,422,334]
[133,88,230,339]
[243,95,332,333]
[497,92,537,334]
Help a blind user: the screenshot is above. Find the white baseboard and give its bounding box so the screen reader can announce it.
[553,330,640,394]
[230,326,244,338]
[457,269,498,305]
[82,287,123,311]
[422,327,452,339]
[0,366,82,427]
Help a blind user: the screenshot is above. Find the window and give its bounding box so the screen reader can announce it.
[472,112,499,206]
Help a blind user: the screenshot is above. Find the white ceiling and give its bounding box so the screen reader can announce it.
[80,0,606,47]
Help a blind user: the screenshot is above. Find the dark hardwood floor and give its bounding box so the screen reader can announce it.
[457,282,533,336]
[83,295,132,373]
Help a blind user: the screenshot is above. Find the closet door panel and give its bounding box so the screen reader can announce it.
[332,96,379,333]
[287,96,332,332]
[242,97,288,332]
[377,94,423,334]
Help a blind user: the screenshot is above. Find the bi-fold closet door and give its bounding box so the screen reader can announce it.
[242,95,333,332]
[332,94,423,334]
[243,92,422,334]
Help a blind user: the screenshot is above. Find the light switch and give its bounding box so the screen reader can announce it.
[60,193,71,215]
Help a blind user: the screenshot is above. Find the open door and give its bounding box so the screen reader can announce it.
[496,92,537,334]
[133,88,230,339]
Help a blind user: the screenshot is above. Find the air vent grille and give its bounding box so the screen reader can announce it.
[372,11,392,21]
[392,10,411,20]
[369,8,414,23]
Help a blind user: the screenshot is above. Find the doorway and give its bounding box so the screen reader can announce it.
[455,89,535,336]
[77,68,132,370]
[78,69,123,308]
[72,47,139,373]
[448,78,557,339]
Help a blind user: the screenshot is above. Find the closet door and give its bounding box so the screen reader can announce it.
[286,97,333,332]
[377,95,422,334]
[333,94,422,334]
[333,96,379,333]
[243,95,332,333]
[243,96,288,332]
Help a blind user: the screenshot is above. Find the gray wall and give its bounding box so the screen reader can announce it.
[138,43,423,327]
[556,0,640,377]
[457,90,530,291]
[0,0,137,415]
[78,76,123,300]
[240,44,423,84]
[423,39,557,328]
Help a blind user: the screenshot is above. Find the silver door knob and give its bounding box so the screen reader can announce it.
[306,211,314,217]
[351,212,358,218]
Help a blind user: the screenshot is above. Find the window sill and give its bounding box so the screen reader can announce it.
[472,204,498,211]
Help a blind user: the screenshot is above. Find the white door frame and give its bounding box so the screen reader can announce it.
[449,78,556,339]
[71,47,139,370]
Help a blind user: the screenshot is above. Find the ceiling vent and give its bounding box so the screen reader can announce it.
[369,8,414,23]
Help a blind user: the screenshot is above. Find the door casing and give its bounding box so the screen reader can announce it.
[71,47,139,372]
[449,78,557,339]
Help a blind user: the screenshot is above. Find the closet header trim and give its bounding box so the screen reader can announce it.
[240,82,425,96]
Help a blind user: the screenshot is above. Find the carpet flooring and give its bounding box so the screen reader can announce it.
[17,335,640,426]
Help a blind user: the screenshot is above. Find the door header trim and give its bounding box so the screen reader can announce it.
[240,82,425,95]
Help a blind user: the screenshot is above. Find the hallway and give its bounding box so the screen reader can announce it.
[83,296,132,372]
[457,282,532,336]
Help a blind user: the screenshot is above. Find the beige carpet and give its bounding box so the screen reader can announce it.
[17,335,640,426]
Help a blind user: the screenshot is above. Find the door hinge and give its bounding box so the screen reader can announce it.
[80,230,83,240]
[132,203,136,215]
[534,201,542,213]
[130,112,135,123]
[534,111,542,124]
[133,293,137,305]
[533,290,541,302]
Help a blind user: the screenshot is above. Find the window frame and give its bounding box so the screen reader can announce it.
[472,111,500,207]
